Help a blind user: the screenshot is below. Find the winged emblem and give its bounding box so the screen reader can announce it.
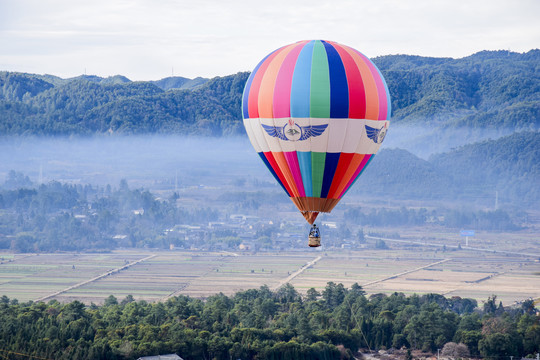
[365,124,387,144]
[262,123,328,141]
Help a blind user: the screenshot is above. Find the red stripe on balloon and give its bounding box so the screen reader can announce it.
[263,151,294,196]
[338,154,372,198]
[326,152,354,199]
[342,48,379,120]
[331,153,367,198]
[247,48,283,118]
[355,50,388,120]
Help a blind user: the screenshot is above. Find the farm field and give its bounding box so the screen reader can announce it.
[0,253,143,302]
[0,248,538,306]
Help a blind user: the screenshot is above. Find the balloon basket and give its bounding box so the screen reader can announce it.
[308,235,321,247]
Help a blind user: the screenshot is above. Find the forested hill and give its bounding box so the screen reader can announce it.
[377,50,539,129]
[0,49,538,136]
[0,71,246,136]
[352,131,539,207]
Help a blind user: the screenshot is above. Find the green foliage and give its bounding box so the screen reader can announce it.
[374,50,540,129]
[0,178,219,252]
[0,284,537,359]
[1,50,538,136]
[0,71,248,136]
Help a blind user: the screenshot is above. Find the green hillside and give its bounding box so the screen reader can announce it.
[377,50,539,130]
[0,71,248,136]
[430,131,540,204]
[354,131,539,206]
[1,49,538,136]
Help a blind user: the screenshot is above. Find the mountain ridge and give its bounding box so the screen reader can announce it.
[0,49,538,142]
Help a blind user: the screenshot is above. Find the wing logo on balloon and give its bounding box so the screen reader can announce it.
[262,123,328,141]
[366,124,388,144]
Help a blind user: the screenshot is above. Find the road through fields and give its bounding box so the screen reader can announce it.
[34,255,156,302]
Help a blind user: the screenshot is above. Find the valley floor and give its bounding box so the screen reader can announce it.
[1,236,538,306]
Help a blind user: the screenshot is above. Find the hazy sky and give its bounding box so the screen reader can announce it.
[1,0,538,80]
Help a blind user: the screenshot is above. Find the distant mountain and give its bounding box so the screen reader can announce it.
[430,131,539,204]
[0,71,247,135]
[352,148,455,200]
[151,76,208,90]
[376,50,539,129]
[353,131,539,206]
[0,49,538,138]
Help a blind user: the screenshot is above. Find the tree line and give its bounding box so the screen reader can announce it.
[0,71,247,136]
[1,50,538,136]
[343,206,520,231]
[0,283,538,359]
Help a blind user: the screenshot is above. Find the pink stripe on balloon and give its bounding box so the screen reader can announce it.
[284,151,306,197]
[338,154,372,198]
[355,51,388,120]
[258,44,298,118]
[273,42,306,118]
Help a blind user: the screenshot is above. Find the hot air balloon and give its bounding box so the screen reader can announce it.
[242,40,391,247]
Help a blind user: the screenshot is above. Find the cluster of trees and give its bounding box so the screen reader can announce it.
[0,283,538,359]
[343,206,520,231]
[1,50,538,136]
[0,173,219,252]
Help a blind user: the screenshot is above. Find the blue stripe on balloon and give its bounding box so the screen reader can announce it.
[258,152,290,196]
[290,41,315,118]
[320,152,341,198]
[297,151,313,197]
[322,41,349,118]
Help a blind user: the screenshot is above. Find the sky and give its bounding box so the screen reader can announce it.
[1,0,539,81]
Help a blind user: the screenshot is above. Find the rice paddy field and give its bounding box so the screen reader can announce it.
[1,245,538,306]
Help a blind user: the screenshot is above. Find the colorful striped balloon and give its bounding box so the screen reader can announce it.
[242,40,391,224]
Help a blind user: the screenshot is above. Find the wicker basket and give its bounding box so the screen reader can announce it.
[308,235,321,247]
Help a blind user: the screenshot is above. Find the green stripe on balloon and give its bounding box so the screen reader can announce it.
[311,152,326,198]
[310,41,330,118]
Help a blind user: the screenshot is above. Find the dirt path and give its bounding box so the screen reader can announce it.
[0,253,37,264]
[362,258,451,287]
[365,235,540,258]
[272,255,322,290]
[35,254,156,302]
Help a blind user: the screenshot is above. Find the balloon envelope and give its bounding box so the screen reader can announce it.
[242,40,391,224]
